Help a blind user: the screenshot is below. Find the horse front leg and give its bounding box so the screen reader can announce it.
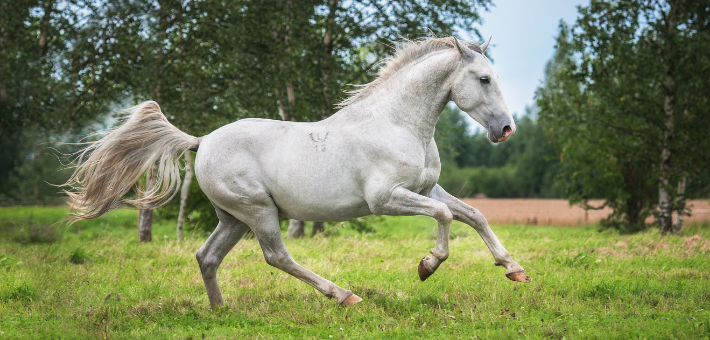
[369,187,453,281]
[427,185,530,282]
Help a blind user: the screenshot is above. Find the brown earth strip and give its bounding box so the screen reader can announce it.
[460,198,710,226]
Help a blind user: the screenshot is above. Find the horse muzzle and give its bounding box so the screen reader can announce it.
[488,119,516,143]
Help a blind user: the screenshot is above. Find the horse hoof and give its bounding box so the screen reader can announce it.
[418,256,434,281]
[340,293,362,307]
[506,271,531,283]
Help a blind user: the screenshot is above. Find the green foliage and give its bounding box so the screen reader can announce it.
[536,1,710,232]
[2,206,710,338]
[434,106,559,198]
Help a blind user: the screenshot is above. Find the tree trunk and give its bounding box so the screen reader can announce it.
[321,0,338,119]
[38,0,53,57]
[658,87,674,234]
[287,219,305,239]
[672,176,687,234]
[176,151,193,241]
[658,2,677,234]
[138,165,155,242]
[138,209,153,242]
[312,222,324,236]
[0,1,7,105]
[176,9,190,240]
[153,4,168,102]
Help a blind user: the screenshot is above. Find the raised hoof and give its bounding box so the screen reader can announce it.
[340,293,362,307]
[418,256,434,281]
[506,271,531,283]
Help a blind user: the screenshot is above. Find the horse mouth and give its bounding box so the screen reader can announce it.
[488,125,514,143]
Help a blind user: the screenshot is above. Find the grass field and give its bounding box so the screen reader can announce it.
[1,206,710,339]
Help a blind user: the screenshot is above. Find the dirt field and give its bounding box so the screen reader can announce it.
[461,198,710,226]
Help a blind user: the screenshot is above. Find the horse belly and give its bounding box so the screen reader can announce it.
[264,137,372,221]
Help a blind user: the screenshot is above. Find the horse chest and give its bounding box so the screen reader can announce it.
[393,143,441,194]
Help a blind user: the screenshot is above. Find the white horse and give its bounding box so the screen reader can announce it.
[64,36,529,310]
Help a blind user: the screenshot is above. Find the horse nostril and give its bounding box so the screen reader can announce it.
[503,125,513,137]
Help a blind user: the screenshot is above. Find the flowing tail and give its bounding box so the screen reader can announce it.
[63,101,200,223]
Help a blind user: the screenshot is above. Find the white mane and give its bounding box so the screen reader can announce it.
[338,36,483,108]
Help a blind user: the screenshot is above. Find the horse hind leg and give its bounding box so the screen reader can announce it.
[196,203,251,310]
[233,205,362,306]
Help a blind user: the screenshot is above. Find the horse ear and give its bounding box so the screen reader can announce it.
[481,36,492,54]
[453,36,475,60]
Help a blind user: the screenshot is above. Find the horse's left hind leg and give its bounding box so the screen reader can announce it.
[196,204,251,310]
[231,205,362,306]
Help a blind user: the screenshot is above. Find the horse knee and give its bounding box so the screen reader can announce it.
[433,204,453,225]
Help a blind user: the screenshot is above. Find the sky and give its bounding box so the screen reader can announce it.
[461,0,589,120]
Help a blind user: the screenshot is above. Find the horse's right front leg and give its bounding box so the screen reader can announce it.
[428,185,530,282]
[368,186,453,281]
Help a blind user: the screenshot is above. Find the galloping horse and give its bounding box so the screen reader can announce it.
[64,36,530,310]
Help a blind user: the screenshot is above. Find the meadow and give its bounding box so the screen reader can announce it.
[1,206,709,339]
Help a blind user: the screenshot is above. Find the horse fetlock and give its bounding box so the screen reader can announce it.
[429,248,449,262]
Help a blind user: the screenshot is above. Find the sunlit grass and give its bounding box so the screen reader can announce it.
[1,206,709,339]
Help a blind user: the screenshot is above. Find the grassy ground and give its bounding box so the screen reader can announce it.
[1,206,710,339]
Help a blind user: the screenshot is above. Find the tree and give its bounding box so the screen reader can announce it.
[0,0,139,205]
[537,1,710,233]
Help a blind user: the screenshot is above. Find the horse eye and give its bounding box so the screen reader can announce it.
[480,76,490,85]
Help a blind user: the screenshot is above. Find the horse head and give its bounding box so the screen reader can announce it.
[450,37,516,143]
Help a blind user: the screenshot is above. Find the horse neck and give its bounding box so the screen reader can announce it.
[362,51,459,141]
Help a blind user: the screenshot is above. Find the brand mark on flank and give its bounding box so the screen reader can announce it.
[310,132,330,151]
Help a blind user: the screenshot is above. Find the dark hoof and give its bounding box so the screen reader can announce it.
[506,271,531,283]
[418,256,434,281]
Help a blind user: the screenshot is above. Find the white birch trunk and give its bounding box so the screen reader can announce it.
[177,151,193,241]
[672,176,687,234]
[658,2,677,234]
[138,165,155,242]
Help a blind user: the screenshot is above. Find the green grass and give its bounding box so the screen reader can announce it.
[1,206,710,339]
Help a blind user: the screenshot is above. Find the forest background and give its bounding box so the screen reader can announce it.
[0,0,708,235]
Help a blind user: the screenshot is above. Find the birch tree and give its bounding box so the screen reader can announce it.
[537,0,710,233]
